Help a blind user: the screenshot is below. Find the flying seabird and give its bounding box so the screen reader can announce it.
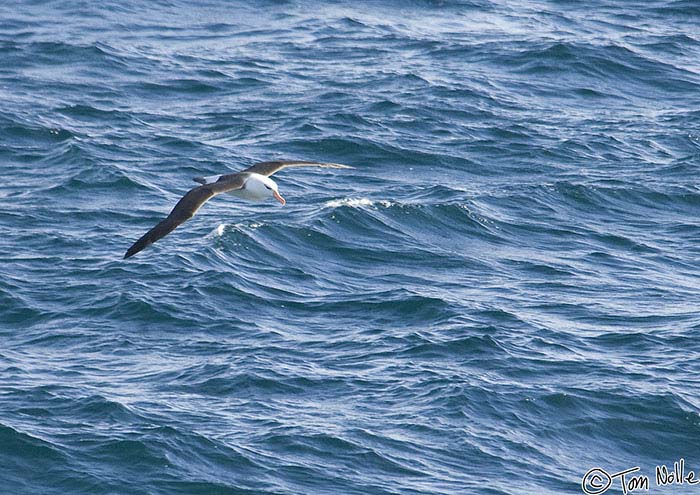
[123,160,351,258]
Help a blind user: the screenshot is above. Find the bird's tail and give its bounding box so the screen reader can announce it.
[193,175,222,185]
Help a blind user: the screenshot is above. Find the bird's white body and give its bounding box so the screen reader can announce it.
[198,173,280,202]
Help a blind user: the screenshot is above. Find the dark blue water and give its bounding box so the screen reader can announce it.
[2,1,700,494]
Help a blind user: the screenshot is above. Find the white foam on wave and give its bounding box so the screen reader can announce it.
[324,197,393,209]
[210,222,264,237]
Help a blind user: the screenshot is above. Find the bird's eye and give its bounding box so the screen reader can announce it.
[264,185,271,190]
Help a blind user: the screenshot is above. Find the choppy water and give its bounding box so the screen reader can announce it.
[2,1,700,494]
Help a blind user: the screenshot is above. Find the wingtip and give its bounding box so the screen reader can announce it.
[318,162,353,169]
[124,241,146,259]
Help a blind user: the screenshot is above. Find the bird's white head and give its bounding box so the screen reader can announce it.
[245,173,286,205]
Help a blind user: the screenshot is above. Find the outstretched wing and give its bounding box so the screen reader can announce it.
[123,177,245,258]
[241,160,352,177]
[208,160,352,184]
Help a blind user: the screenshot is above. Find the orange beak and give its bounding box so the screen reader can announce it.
[273,190,286,205]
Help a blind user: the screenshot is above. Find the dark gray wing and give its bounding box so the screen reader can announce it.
[209,160,352,183]
[240,160,352,177]
[124,176,245,258]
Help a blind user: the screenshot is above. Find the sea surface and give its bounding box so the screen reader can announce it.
[2,1,700,494]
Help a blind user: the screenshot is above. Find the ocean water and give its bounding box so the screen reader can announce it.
[2,1,700,494]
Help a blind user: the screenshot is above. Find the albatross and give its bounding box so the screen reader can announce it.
[123,160,351,258]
